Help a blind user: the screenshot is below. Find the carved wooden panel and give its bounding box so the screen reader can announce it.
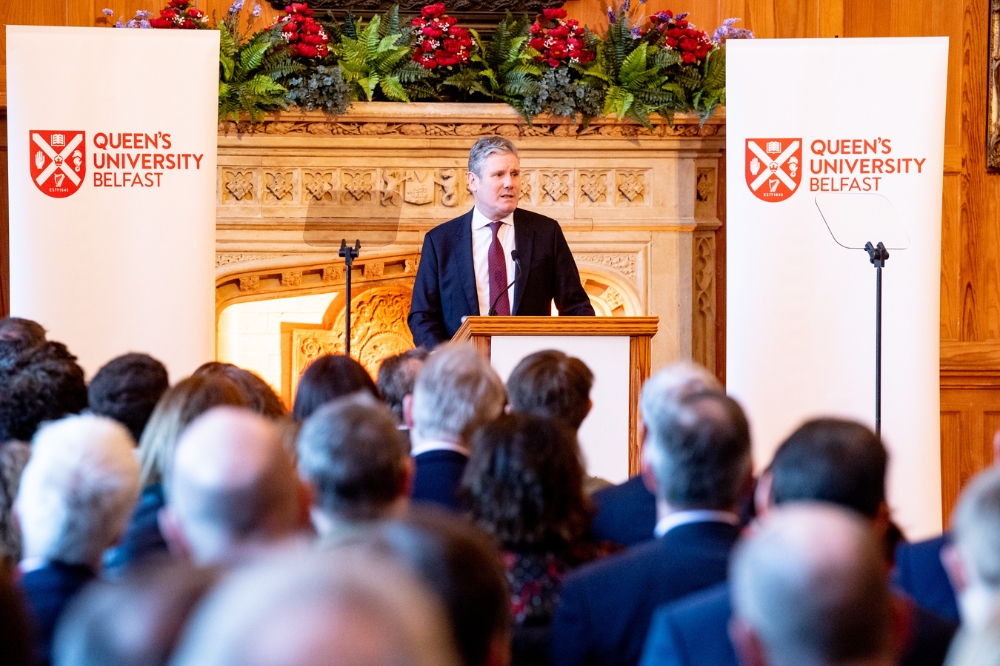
[692,231,716,372]
[288,284,415,401]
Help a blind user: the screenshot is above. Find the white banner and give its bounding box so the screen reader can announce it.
[6,26,219,379]
[727,38,948,539]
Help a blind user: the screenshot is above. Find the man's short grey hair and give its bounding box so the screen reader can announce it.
[170,549,460,666]
[16,414,140,566]
[411,343,506,445]
[297,394,409,520]
[468,137,519,178]
[639,360,722,432]
[953,467,1000,589]
[731,503,892,666]
[642,387,750,510]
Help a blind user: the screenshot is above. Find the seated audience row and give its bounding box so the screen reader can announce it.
[0,315,996,666]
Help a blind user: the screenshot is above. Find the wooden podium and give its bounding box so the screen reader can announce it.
[454,316,658,478]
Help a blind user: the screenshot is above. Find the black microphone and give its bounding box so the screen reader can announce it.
[488,249,521,316]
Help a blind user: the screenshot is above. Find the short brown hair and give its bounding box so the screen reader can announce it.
[506,350,593,430]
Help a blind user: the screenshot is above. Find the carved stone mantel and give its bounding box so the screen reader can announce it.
[216,103,725,375]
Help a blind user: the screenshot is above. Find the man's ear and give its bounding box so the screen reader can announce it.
[729,617,769,666]
[296,477,317,531]
[466,170,479,194]
[941,543,968,594]
[401,456,416,499]
[754,471,773,520]
[403,394,415,429]
[640,443,658,496]
[158,506,193,562]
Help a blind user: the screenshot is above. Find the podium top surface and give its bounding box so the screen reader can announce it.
[453,316,659,340]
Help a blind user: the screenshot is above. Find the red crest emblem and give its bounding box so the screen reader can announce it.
[745,138,801,202]
[29,131,86,198]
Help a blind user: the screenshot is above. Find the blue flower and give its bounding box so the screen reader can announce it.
[115,19,124,27]
[252,3,261,17]
[631,26,640,38]
[607,6,615,23]
[136,10,149,19]
[229,0,245,14]
[126,18,137,28]
[140,19,151,28]
[622,0,630,12]
[102,7,114,16]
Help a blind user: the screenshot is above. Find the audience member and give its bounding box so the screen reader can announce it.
[53,561,220,666]
[0,316,46,376]
[15,415,140,665]
[729,503,896,666]
[589,361,723,547]
[0,561,34,666]
[88,353,170,443]
[640,418,956,666]
[889,430,1000,625]
[506,350,610,495]
[0,441,31,567]
[291,354,379,422]
[105,375,249,572]
[938,467,1000,660]
[297,395,411,546]
[464,413,616,665]
[371,508,512,666]
[194,362,286,420]
[159,407,308,566]
[169,549,460,666]
[406,343,506,511]
[378,347,430,424]
[0,341,87,443]
[551,388,751,666]
[946,609,1000,666]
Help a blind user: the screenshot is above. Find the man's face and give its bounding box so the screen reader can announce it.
[468,152,521,221]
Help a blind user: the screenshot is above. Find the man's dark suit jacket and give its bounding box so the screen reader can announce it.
[408,208,595,349]
[591,476,658,547]
[19,561,95,665]
[411,450,468,511]
[550,520,741,666]
[894,535,960,624]
[639,582,957,666]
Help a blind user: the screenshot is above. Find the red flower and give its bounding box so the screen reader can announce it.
[160,8,178,18]
[421,2,445,18]
[681,51,695,63]
[297,44,318,57]
[179,18,195,28]
[543,7,567,20]
[546,57,559,67]
[187,8,203,18]
[412,17,426,26]
[528,37,545,50]
[149,17,172,27]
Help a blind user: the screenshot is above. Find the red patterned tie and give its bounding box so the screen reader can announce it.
[488,221,510,316]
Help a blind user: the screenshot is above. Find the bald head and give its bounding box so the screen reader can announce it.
[165,407,301,565]
[730,504,893,666]
[170,549,460,666]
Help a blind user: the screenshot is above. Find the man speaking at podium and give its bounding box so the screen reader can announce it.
[408,137,595,349]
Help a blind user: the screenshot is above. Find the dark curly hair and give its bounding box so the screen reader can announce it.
[462,413,592,550]
[292,354,379,422]
[0,342,87,442]
[88,353,170,443]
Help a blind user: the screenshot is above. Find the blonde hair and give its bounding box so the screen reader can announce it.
[137,375,248,487]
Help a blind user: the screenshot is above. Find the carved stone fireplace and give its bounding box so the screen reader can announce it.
[213,103,725,403]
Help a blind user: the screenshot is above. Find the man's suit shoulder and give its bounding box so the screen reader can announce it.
[564,536,664,590]
[424,214,470,243]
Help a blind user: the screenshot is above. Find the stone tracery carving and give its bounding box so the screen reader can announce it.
[289,285,416,389]
[304,171,335,202]
[264,171,295,202]
[692,232,716,370]
[541,171,571,204]
[579,171,609,204]
[222,170,255,202]
[577,254,638,281]
[342,170,376,203]
[616,171,647,205]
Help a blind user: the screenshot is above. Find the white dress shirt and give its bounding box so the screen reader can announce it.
[471,206,516,315]
[653,510,740,538]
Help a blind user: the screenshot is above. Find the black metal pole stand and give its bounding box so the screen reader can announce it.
[339,239,361,358]
[864,241,889,440]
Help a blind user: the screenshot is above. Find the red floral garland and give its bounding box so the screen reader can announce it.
[650,10,712,65]
[528,8,593,68]
[277,3,330,59]
[149,0,205,29]
[411,3,472,69]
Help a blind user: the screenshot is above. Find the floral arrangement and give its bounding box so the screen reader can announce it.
[276,3,330,58]
[411,3,473,69]
[105,0,751,126]
[528,9,593,68]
